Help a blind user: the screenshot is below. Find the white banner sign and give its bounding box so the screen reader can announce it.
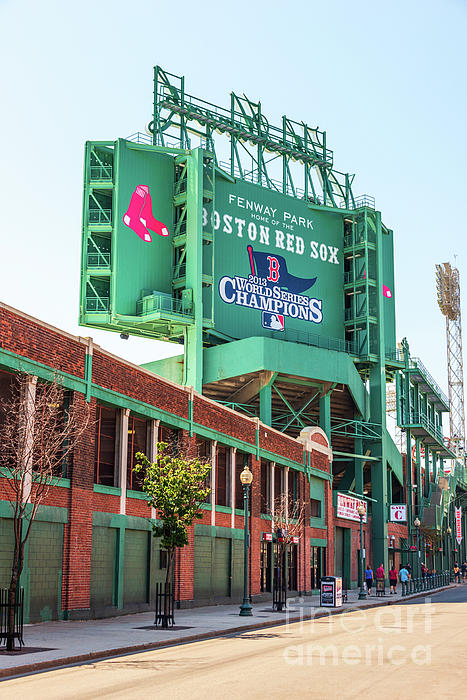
[336,493,367,523]
[389,504,407,522]
[456,507,462,544]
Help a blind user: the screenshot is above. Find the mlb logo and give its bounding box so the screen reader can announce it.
[262,312,284,331]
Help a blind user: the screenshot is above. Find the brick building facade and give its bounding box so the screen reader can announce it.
[0,302,409,622]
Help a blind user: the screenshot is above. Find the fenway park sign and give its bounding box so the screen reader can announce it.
[336,493,367,523]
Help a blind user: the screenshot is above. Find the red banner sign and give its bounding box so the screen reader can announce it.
[456,507,462,544]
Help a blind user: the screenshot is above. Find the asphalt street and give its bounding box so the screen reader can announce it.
[2,585,466,699]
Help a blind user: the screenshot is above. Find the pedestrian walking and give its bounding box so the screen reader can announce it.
[453,562,460,583]
[399,564,410,595]
[365,565,373,595]
[461,561,467,583]
[389,565,398,594]
[376,563,385,596]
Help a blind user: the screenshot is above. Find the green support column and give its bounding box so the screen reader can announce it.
[424,446,430,498]
[319,393,331,445]
[184,148,204,392]
[339,464,356,492]
[415,439,422,512]
[259,383,272,426]
[368,210,388,574]
[115,519,126,609]
[354,436,363,496]
[432,451,438,484]
[387,467,393,506]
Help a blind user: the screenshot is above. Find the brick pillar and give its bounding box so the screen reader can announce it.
[61,394,95,619]
[175,431,197,603]
[325,480,334,575]
[249,454,261,597]
[301,472,310,594]
[177,523,195,603]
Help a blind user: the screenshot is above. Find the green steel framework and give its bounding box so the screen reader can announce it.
[79,66,467,575]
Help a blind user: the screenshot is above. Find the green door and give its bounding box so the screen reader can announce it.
[194,535,212,600]
[231,539,244,598]
[212,538,230,598]
[335,527,344,578]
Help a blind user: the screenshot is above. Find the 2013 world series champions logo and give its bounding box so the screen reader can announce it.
[218,245,323,332]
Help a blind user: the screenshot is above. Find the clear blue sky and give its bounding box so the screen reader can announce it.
[1,0,466,400]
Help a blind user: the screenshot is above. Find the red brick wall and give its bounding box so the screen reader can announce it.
[61,394,95,615]
[0,305,86,378]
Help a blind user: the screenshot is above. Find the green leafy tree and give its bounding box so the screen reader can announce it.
[134,441,211,609]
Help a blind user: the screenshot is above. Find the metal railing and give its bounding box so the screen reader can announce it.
[126,132,153,145]
[87,252,111,268]
[0,587,24,648]
[85,296,110,312]
[173,263,186,279]
[154,582,175,628]
[265,327,357,355]
[136,294,193,317]
[410,357,450,408]
[90,165,113,181]
[385,348,406,363]
[344,271,375,285]
[404,411,445,445]
[401,571,450,596]
[88,208,112,225]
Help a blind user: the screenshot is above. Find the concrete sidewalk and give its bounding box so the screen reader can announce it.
[0,585,454,679]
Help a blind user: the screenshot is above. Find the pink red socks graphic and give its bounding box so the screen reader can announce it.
[139,186,169,238]
[123,185,169,242]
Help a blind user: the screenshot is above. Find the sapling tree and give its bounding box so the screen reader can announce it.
[134,440,211,622]
[268,491,306,597]
[0,373,89,649]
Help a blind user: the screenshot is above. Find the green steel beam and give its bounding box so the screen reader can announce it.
[368,210,388,572]
[319,392,331,445]
[184,149,204,391]
[203,337,368,418]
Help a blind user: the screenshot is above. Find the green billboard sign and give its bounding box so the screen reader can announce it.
[113,140,174,315]
[211,177,344,342]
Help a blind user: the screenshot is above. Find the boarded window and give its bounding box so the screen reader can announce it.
[95,405,117,486]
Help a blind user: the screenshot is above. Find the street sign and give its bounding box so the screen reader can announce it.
[389,504,407,522]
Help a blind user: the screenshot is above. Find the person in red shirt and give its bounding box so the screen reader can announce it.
[389,565,398,594]
[376,564,385,595]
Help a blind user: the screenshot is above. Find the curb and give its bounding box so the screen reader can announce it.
[0,584,455,681]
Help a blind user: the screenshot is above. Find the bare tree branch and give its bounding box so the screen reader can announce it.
[0,373,90,649]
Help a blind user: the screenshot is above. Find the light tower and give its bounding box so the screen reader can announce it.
[436,262,466,462]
